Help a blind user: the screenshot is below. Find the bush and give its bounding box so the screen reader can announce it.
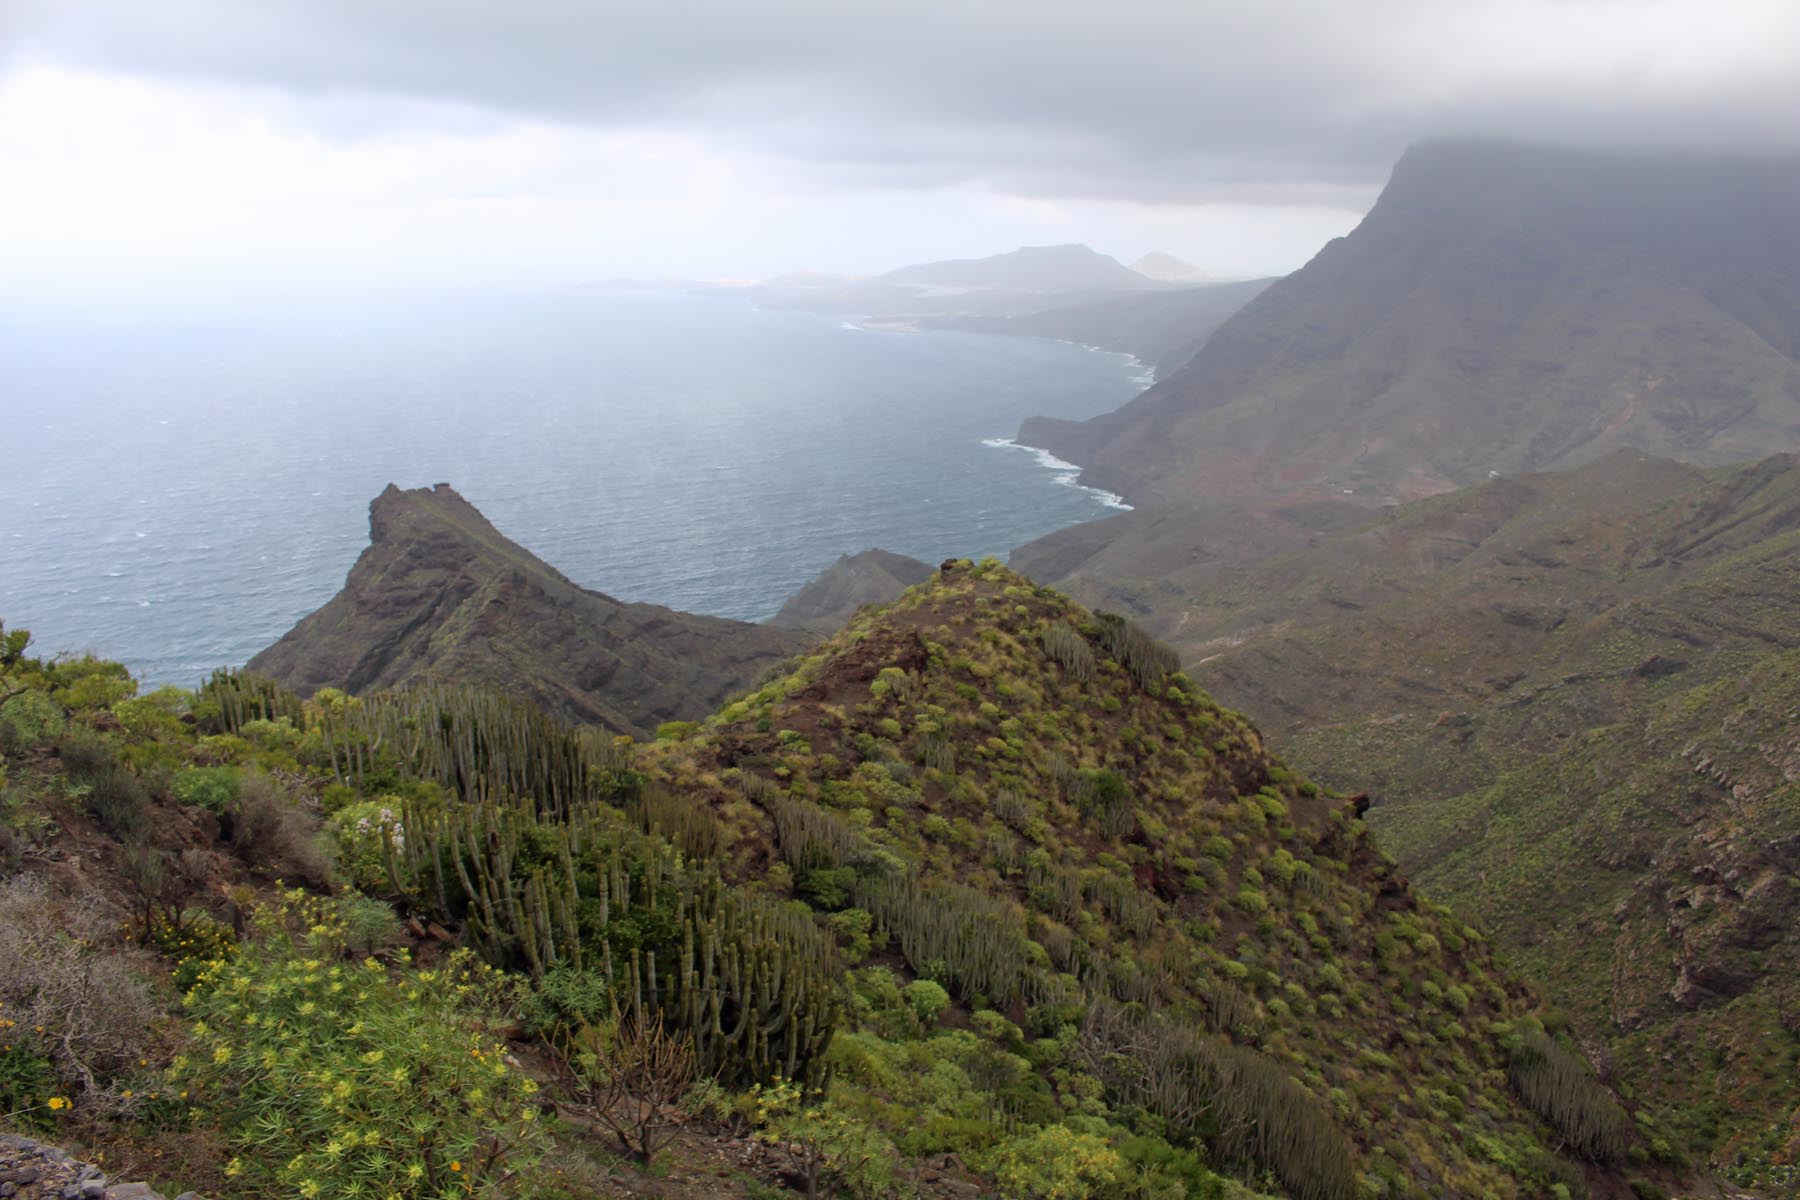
[903,979,951,1026]
[227,772,333,888]
[171,766,241,814]
[0,877,160,1099]
[327,798,406,890]
[172,892,542,1199]
[60,730,151,839]
[987,1124,1121,1199]
[0,689,65,757]
[521,966,613,1039]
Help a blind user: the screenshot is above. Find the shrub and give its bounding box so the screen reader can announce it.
[60,730,151,839]
[749,1079,897,1200]
[987,1123,1121,1199]
[328,798,406,890]
[0,877,160,1098]
[227,772,333,888]
[520,966,613,1039]
[903,979,951,1026]
[554,1008,696,1165]
[171,766,240,814]
[0,689,65,757]
[173,892,542,1199]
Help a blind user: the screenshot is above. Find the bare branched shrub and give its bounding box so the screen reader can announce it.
[229,772,332,888]
[0,876,159,1096]
[557,1008,698,1165]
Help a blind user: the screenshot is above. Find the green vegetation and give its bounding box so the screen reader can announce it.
[0,570,1680,1197]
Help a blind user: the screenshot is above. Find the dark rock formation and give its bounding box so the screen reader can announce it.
[246,484,811,735]
[768,549,932,636]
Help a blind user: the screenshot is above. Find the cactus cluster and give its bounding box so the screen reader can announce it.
[195,668,305,735]
[1092,612,1180,690]
[851,873,1032,1008]
[1039,622,1095,682]
[315,684,637,812]
[1078,1002,1356,1200]
[392,786,841,1087]
[1507,1031,1633,1161]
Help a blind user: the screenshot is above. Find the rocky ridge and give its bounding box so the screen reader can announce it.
[246,484,812,736]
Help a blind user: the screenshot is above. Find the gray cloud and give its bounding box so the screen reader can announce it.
[8,0,1799,206]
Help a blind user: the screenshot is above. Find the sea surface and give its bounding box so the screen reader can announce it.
[0,290,1147,688]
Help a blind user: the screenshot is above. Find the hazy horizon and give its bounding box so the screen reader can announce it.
[5,1,1798,309]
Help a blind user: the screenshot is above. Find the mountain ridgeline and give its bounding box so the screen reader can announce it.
[246,483,811,737]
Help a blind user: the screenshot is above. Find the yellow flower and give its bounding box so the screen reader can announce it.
[46,1096,69,1111]
[449,1161,461,1172]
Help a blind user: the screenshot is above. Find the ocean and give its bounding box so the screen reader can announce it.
[0,290,1147,689]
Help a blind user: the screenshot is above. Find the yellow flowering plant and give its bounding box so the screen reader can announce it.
[167,892,541,1199]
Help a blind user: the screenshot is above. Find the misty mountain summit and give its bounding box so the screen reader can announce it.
[1021,139,1800,509]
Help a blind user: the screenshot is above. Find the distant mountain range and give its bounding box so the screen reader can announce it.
[876,243,1168,293]
[1130,250,1216,283]
[1020,139,1800,509]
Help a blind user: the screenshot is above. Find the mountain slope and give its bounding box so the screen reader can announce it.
[1030,451,1800,1188]
[923,277,1276,378]
[246,483,810,735]
[767,548,932,635]
[1020,140,1800,509]
[643,559,1681,1199]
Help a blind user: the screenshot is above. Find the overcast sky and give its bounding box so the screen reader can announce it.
[3,0,1798,303]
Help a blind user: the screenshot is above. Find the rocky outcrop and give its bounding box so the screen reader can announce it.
[768,549,932,636]
[246,484,813,736]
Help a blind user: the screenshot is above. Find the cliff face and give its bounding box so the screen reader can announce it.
[246,484,811,735]
[767,548,932,635]
[1020,140,1800,509]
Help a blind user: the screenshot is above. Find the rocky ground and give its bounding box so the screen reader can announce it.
[0,1136,202,1200]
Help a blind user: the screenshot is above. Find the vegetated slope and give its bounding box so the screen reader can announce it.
[1018,139,1800,509]
[1038,451,1800,1190]
[643,559,1675,1199]
[767,548,932,636]
[0,566,1697,1200]
[923,278,1276,378]
[247,483,810,737]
